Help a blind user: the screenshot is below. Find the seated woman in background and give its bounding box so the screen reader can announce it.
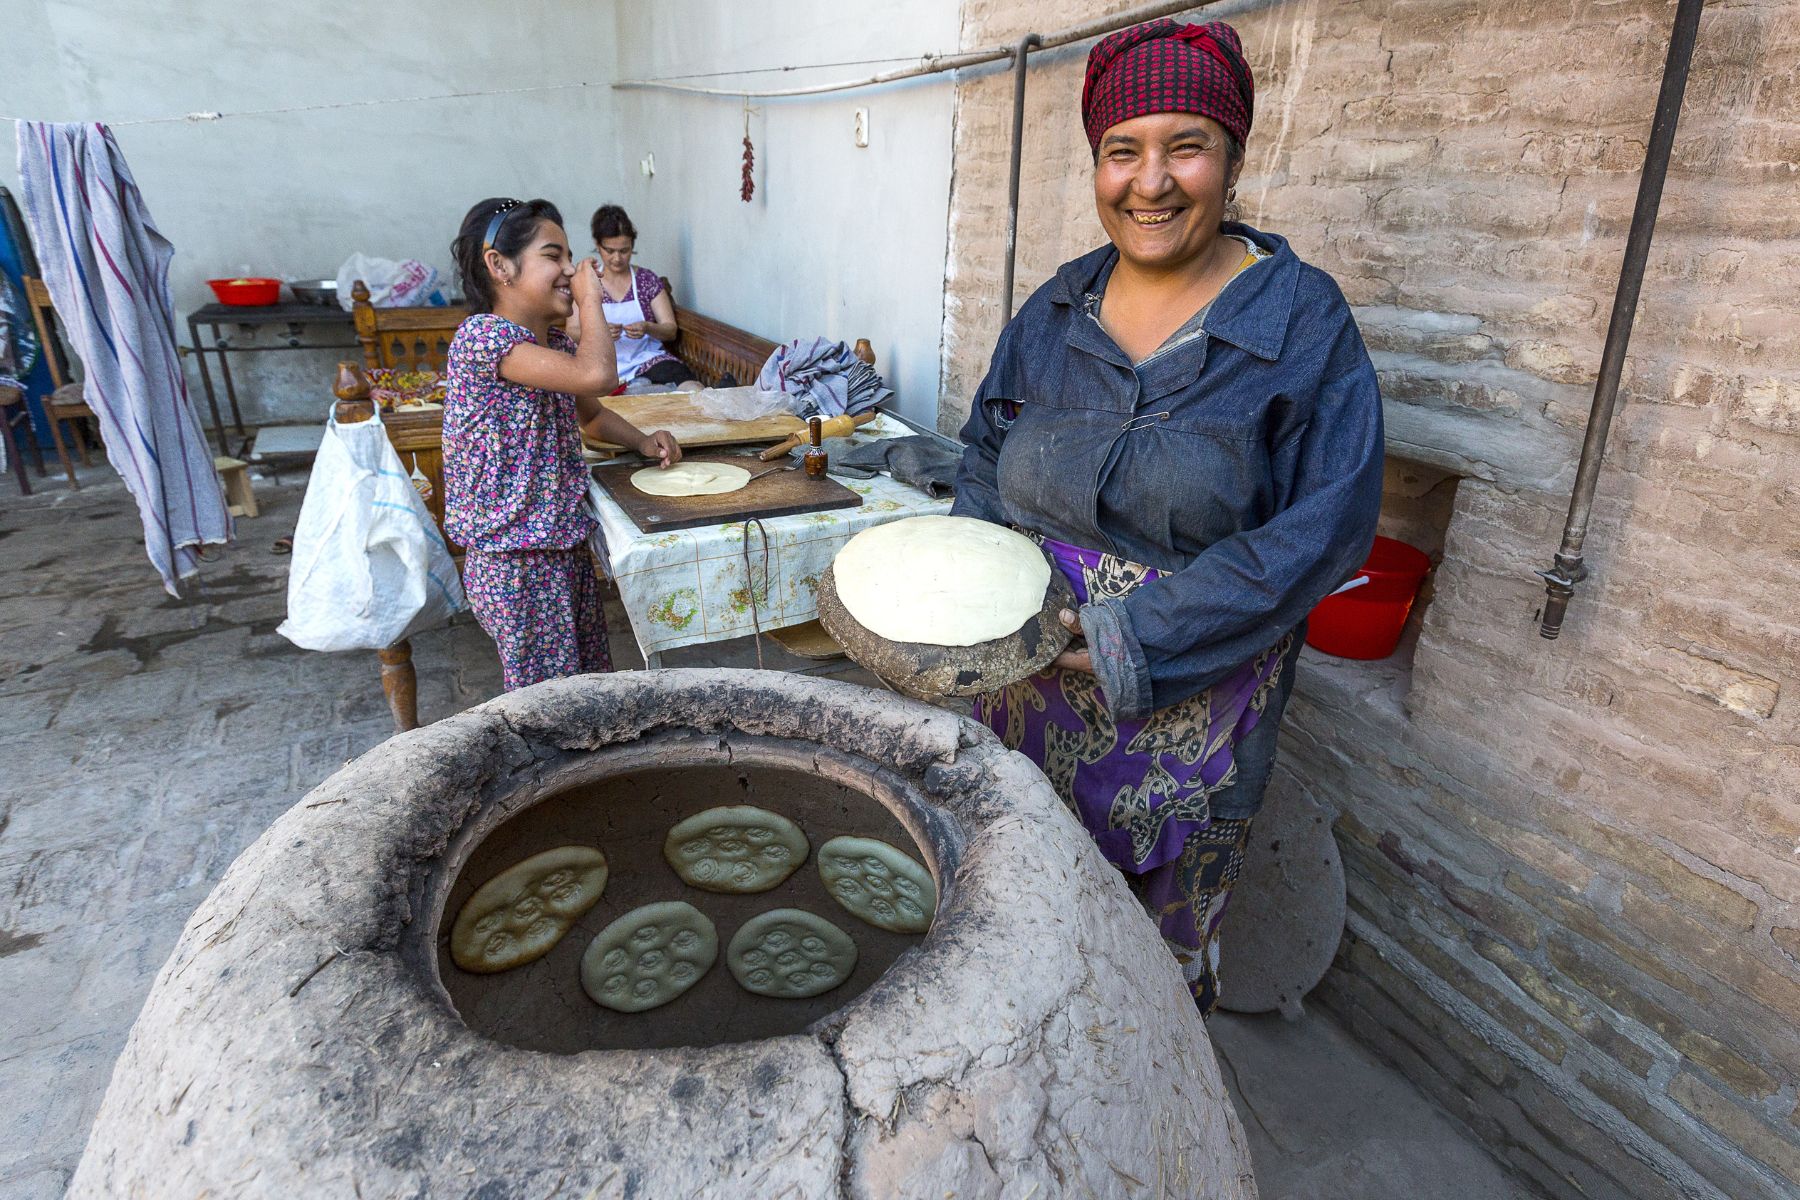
[588,204,700,393]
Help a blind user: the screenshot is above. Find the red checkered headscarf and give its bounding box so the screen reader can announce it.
[1081,19,1254,152]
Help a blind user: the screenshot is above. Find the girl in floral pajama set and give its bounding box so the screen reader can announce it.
[443,198,682,690]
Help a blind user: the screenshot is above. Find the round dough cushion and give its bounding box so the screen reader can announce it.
[816,522,1074,700]
[832,515,1050,646]
[632,461,751,497]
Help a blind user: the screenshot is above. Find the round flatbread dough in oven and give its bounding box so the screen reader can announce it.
[818,836,935,934]
[831,515,1051,646]
[726,909,858,999]
[580,900,718,1013]
[631,461,751,497]
[450,846,609,974]
[663,805,810,893]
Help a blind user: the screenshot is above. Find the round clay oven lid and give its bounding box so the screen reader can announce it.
[816,562,1074,699]
[1215,775,1346,1017]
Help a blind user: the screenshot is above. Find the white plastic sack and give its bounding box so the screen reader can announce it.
[335,252,441,310]
[278,407,465,652]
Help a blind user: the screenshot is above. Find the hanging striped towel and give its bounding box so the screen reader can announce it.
[15,121,231,594]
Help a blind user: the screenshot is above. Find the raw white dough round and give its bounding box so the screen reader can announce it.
[832,515,1051,647]
[631,461,751,497]
[727,909,858,999]
[450,846,609,974]
[818,836,935,934]
[663,805,809,894]
[580,900,718,1013]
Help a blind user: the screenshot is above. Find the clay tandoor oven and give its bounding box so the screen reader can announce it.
[73,671,1257,1199]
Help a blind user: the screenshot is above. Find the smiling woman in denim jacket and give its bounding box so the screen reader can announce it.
[953,19,1384,1017]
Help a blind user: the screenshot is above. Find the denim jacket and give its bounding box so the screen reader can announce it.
[952,225,1384,720]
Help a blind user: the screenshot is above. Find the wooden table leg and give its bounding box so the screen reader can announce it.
[379,640,419,732]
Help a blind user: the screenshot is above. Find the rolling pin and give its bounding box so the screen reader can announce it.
[758,410,879,461]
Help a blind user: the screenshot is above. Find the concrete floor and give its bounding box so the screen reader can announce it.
[0,465,1529,1198]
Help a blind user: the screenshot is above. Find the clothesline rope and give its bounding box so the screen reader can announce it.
[0,51,941,129]
[2,79,609,129]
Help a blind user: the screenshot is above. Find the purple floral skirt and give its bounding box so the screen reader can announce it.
[975,536,1291,1000]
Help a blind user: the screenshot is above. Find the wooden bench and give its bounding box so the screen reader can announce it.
[343,281,873,731]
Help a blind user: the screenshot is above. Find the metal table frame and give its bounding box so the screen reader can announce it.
[184,302,358,454]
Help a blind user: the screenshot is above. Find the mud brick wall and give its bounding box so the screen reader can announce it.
[940,2,1800,1197]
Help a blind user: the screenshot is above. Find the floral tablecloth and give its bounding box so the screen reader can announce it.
[586,416,953,659]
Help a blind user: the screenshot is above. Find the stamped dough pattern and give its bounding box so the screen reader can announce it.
[818,836,935,934]
[727,909,858,999]
[664,806,809,894]
[580,900,718,1013]
[451,846,609,974]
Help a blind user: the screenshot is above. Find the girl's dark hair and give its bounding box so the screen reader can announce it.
[451,197,563,314]
[590,204,637,245]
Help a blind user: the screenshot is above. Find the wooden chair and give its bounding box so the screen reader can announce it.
[0,384,37,495]
[22,276,95,489]
[350,280,469,372]
[349,282,467,548]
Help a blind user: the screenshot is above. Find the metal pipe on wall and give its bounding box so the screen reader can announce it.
[1536,0,1706,639]
[1000,33,1042,324]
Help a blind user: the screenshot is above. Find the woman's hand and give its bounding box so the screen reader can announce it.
[622,321,648,339]
[1052,608,1093,674]
[639,430,682,468]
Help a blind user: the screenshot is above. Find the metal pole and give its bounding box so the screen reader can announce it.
[1537,0,1705,639]
[1001,33,1042,325]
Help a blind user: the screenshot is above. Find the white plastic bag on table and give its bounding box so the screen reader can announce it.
[277,407,465,652]
[335,252,441,309]
[689,384,796,421]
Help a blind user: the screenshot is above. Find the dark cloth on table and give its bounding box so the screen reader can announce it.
[834,434,962,498]
[640,358,693,386]
[952,224,1384,737]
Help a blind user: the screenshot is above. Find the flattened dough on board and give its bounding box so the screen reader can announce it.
[818,836,936,934]
[450,846,609,974]
[580,900,718,1013]
[727,908,858,999]
[663,805,809,893]
[832,515,1051,646]
[631,461,751,497]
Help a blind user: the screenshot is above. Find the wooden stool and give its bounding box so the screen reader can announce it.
[214,455,258,518]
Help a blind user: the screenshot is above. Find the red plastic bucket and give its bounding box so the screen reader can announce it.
[1305,536,1433,660]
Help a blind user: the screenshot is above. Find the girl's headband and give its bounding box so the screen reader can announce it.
[481,199,522,252]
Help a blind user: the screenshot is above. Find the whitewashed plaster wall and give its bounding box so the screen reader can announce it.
[607,0,964,426]
[1,0,620,425]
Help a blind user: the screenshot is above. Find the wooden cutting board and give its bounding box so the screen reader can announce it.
[593,452,863,533]
[582,391,804,454]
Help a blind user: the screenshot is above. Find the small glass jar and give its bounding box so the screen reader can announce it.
[803,416,828,479]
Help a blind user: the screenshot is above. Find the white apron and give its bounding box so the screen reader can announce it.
[601,269,667,383]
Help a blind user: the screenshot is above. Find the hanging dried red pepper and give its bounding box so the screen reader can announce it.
[740,102,755,203]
